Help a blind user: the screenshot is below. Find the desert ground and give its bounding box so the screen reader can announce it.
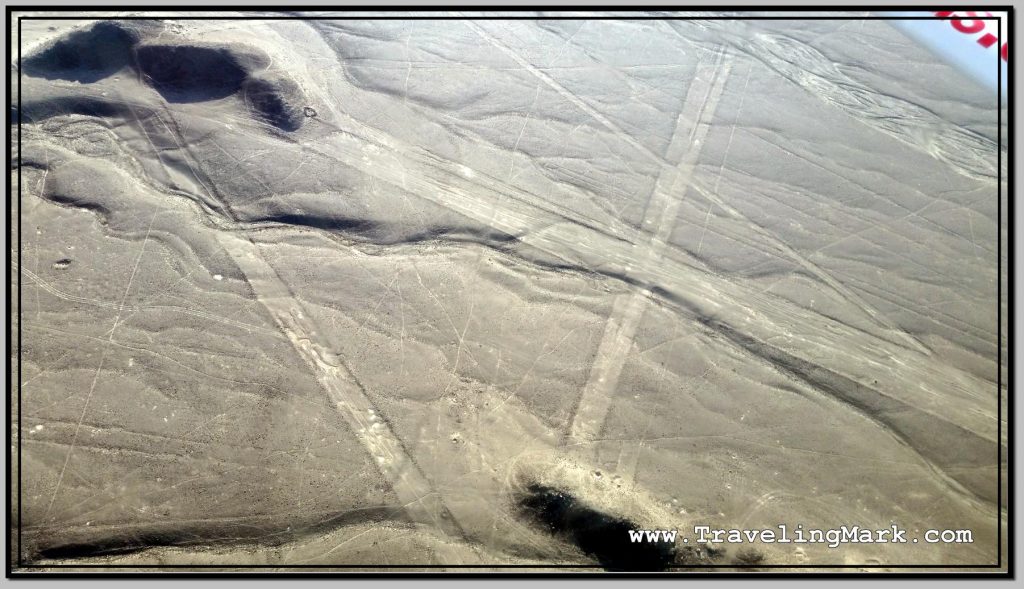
[9,11,1008,572]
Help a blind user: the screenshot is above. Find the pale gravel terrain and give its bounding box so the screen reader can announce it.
[9,11,1008,571]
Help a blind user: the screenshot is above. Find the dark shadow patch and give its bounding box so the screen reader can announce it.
[262,212,379,233]
[23,24,306,133]
[518,484,676,571]
[22,21,138,83]
[32,505,402,562]
[397,225,520,246]
[41,190,111,220]
[134,44,248,103]
[19,96,132,123]
[243,77,304,132]
[36,532,186,561]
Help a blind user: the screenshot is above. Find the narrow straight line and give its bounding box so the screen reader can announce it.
[5,6,12,570]
[15,15,1004,21]
[13,562,1010,569]
[1003,9,1011,577]
[16,12,23,566]
[41,216,156,523]
[996,15,1003,570]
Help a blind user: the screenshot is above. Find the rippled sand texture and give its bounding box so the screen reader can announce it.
[11,13,1007,571]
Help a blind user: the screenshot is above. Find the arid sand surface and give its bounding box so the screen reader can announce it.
[10,11,1007,571]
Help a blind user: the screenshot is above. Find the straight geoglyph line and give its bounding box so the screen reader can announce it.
[569,48,733,444]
